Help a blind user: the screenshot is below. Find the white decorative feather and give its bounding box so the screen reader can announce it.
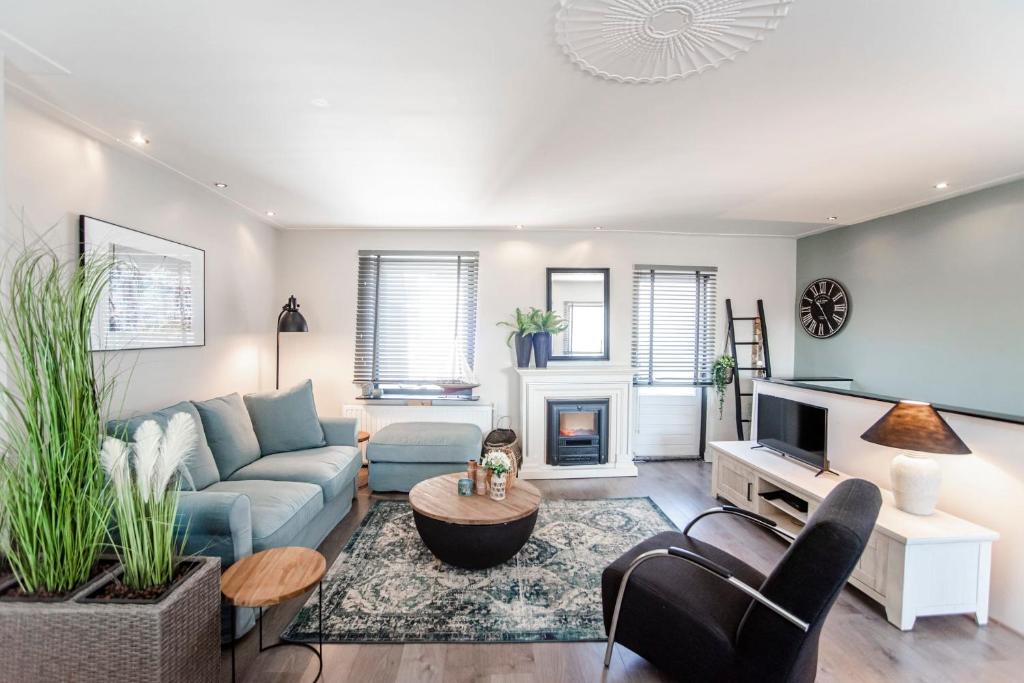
[132,419,163,503]
[100,436,132,499]
[154,412,196,501]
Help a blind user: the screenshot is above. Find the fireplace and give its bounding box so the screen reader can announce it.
[546,399,609,466]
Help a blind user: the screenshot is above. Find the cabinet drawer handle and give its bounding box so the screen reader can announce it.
[746,482,752,502]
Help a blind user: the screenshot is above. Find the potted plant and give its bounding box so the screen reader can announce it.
[711,354,736,419]
[483,450,513,501]
[497,307,535,368]
[0,245,219,681]
[529,308,568,368]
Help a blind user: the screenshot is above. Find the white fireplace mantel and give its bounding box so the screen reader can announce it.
[516,365,638,479]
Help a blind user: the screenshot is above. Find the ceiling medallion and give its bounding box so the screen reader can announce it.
[555,0,793,84]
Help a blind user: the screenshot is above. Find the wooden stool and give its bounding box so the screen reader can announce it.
[221,547,326,682]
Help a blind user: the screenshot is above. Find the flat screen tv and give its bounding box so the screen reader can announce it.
[756,394,831,475]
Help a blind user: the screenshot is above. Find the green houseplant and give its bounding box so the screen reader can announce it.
[711,355,736,419]
[497,307,535,368]
[0,247,113,595]
[529,308,568,368]
[0,242,220,681]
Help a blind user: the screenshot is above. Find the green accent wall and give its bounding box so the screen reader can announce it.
[795,179,1024,417]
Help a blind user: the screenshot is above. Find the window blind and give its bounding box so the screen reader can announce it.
[354,250,479,385]
[103,247,195,348]
[632,265,717,386]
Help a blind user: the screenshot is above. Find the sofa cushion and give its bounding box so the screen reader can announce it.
[367,422,483,464]
[228,446,360,501]
[193,393,262,478]
[204,480,323,553]
[108,401,219,491]
[243,380,326,456]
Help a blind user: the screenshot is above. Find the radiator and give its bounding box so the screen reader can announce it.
[342,403,494,435]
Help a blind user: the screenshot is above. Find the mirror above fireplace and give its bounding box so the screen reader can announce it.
[546,268,609,361]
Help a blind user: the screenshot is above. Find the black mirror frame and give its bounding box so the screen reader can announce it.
[545,267,610,362]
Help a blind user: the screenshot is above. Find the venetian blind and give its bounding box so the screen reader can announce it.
[632,265,718,385]
[354,251,479,385]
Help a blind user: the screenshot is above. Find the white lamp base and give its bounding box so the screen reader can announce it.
[890,452,941,515]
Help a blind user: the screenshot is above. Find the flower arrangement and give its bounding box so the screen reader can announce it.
[101,413,195,591]
[483,450,512,478]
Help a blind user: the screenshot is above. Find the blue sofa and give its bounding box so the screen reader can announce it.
[108,383,360,640]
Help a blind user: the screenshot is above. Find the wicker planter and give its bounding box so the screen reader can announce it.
[0,555,221,682]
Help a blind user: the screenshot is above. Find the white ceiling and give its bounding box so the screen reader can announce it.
[2,0,1023,235]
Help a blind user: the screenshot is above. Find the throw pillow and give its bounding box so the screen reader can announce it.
[243,379,326,455]
[192,393,262,478]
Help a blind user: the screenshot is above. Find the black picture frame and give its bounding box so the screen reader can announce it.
[79,215,206,351]
[545,267,610,361]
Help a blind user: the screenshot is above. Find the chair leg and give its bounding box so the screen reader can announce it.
[604,549,670,668]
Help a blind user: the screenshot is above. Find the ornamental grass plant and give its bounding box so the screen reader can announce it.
[0,247,113,594]
[102,415,193,591]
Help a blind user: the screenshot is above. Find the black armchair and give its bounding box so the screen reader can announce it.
[602,478,882,682]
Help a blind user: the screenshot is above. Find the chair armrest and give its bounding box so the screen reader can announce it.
[605,547,809,661]
[321,417,358,447]
[175,490,253,567]
[684,506,797,542]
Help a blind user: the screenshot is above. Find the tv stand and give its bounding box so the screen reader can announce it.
[709,440,998,631]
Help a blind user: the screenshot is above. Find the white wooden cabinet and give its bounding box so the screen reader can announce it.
[709,441,998,631]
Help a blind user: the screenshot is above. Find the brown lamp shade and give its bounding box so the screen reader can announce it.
[860,401,971,455]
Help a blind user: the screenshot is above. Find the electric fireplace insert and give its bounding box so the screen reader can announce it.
[546,399,609,466]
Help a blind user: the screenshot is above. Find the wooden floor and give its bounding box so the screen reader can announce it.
[223,461,1022,682]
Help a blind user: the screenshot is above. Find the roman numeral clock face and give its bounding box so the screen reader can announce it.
[799,278,850,338]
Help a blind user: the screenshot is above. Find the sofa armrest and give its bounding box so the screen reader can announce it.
[321,416,358,447]
[176,490,253,567]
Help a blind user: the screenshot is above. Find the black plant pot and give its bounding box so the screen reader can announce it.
[533,332,552,368]
[514,333,533,368]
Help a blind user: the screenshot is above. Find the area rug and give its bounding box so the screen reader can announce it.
[281,497,677,644]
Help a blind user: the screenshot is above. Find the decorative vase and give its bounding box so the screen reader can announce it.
[489,473,507,501]
[514,332,533,368]
[532,332,552,368]
[474,466,487,495]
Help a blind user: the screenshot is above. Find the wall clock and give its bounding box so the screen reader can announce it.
[799,278,850,338]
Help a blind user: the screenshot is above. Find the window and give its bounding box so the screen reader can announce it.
[354,250,479,388]
[632,265,717,385]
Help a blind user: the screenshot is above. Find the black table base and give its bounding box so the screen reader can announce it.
[231,581,322,682]
[413,510,539,569]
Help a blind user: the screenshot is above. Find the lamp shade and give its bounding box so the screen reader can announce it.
[277,295,308,333]
[860,401,970,455]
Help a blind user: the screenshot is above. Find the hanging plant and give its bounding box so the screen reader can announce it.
[711,355,736,419]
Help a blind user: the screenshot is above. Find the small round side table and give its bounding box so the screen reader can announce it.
[221,547,326,683]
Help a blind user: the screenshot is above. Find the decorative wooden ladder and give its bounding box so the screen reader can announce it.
[724,299,772,439]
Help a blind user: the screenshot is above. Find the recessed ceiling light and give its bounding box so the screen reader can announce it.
[826,216,838,222]
[594,226,603,231]
[213,182,228,189]
[265,211,276,217]
[310,98,330,108]
[515,224,524,230]
[934,181,949,189]
[130,133,149,146]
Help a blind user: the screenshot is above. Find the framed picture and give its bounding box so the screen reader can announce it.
[80,215,205,351]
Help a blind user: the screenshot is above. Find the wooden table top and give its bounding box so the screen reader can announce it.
[220,547,326,608]
[409,472,541,526]
[357,430,370,443]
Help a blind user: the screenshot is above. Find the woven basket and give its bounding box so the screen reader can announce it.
[484,418,522,490]
[0,555,221,681]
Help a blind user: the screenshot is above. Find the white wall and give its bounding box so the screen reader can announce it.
[275,228,797,444]
[3,92,280,415]
[755,380,1024,633]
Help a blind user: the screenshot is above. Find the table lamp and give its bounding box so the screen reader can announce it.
[276,295,308,389]
[860,400,970,515]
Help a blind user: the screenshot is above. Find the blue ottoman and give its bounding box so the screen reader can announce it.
[367,422,483,492]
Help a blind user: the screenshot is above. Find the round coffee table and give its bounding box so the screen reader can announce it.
[409,473,541,569]
[221,547,326,682]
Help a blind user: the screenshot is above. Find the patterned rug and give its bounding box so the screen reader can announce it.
[281,497,677,643]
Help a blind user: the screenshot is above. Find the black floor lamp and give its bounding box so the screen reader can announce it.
[276,295,308,389]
